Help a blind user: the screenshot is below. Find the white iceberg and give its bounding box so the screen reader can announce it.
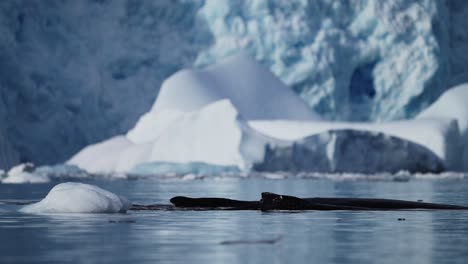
[69,100,272,173]
[1,163,50,184]
[417,84,468,170]
[126,53,320,144]
[20,182,130,214]
[70,99,458,174]
[149,52,321,122]
[0,163,95,183]
[67,136,139,173]
[67,54,464,175]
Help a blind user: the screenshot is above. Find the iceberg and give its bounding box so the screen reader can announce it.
[417,83,468,170]
[255,129,444,173]
[126,53,320,145]
[20,182,130,214]
[250,118,460,171]
[130,161,240,176]
[67,136,140,173]
[67,53,464,175]
[149,52,320,121]
[0,163,95,183]
[1,163,49,184]
[68,99,273,173]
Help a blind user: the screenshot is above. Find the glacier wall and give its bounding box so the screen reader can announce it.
[196,0,450,121]
[1,0,468,167]
[0,0,212,165]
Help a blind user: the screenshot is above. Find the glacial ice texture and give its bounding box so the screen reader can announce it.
[254,129,445,173]
[20,182,130,214]
[0,0,212,166]
[1,0,468,166]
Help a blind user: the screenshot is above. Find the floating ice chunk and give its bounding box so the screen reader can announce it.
[20,182,130,214]
[34,164,90,179]
[130,161,240,176]
[1,163,50,184]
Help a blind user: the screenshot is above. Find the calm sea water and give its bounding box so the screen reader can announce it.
[1,177,468,264]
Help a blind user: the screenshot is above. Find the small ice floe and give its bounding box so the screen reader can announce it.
[1,163,50,184]
[20,182,130,214]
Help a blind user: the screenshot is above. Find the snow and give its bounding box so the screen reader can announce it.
[127,53,320,144]
[417,84,468,170]
[150,52,320,121]
[67,136,139,173]
[20,182,130,214]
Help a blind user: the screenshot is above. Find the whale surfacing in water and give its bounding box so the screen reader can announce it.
[168,192,468,211]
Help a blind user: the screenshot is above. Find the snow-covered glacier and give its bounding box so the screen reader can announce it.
[1,0,468,167]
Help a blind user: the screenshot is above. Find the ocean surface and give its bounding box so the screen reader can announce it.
[1,177,468,264]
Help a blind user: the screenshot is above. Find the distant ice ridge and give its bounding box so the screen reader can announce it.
[20,182,130,214]
[67,53,465,175]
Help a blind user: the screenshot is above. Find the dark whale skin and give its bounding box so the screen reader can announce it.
[168,192,468,211]
[169,196,260,210]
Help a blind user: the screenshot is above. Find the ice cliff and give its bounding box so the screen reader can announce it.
[1,0,468,167]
